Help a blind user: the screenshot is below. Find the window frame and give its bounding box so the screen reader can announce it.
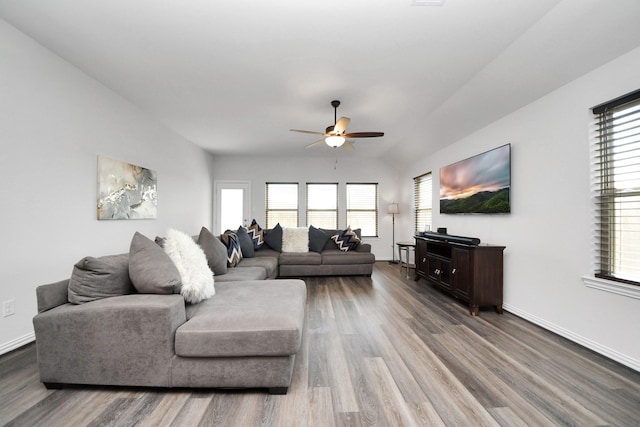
[346,182,379,237]
[414,172,433,234]
[591,89,640,286]
[306,182,338,229]
[265,182,299,229]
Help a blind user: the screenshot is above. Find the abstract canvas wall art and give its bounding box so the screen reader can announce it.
[97,156,157,220]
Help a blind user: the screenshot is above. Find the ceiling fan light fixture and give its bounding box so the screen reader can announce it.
[325,135,346,147]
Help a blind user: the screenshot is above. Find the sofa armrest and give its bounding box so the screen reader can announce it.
[36,279,70,313]
[33,294,186,387]
[356,243,372,253]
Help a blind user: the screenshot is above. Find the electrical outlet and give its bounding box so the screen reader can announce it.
[2,299,15,317]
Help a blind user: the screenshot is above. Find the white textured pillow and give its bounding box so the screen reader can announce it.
[163,228,215,303]
[282,227,309,253]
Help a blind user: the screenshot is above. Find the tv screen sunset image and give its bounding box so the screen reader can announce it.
[440,144,511,214]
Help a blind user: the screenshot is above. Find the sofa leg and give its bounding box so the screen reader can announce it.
[268,387,288,395]
[43,382,63,390]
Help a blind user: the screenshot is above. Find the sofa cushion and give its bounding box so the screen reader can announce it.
[213,266,267,282]
[264,223,283,252]
[331,227,361,252]
[237,256,278,279]
[309,225,330,253]
[178,280,306,357]
[68,254,134,304]
[253,247,281,258]
[197,227,228,276]
[279,252,322,265]
[164,229,215,304]
[129,232,181,295]
[220,232,243,267]
[282,227,309,253]
[247,219,264,250]
[321,249,376,265]
[236,226,255,258]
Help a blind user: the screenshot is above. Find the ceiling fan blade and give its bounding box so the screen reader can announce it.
[343,132,384,138]
[334,117,351,134]
[305,139,325,149]
[290,129,326,136]
[341,140,355,151]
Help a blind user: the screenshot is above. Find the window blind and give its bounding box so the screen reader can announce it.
[414,172,433,234]
[346,183,378,237]
[306,183,338,228]
[265,182,299,228]
[592,89,640,285]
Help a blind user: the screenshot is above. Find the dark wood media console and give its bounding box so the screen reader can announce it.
[415,235,505,316]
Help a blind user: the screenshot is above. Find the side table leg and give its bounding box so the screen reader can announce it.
[470,305,479,316]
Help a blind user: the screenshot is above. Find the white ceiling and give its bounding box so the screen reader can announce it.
[1,0,640,162]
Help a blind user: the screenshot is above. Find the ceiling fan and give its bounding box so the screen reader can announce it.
[290,100,384,150]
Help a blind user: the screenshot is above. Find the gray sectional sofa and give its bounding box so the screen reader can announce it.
[32,225,374,394]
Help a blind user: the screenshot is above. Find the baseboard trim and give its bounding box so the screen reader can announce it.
[503,303,640,372]
[0,332,35,355]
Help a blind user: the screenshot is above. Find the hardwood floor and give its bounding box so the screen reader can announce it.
[1,261,639,426]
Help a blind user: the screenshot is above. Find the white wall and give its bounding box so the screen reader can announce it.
[209,155,402,260]
[400,46,640,371]
[0,20,215,353]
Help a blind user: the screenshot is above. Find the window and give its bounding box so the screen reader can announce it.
[346,183,378,237]
[306,183,338,228]
[265,183,298,228]
[592,89,640,285]
[414,172,433,234]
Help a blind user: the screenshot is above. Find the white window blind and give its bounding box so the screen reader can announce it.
[265,183,298,228]
[414,172,433,234]
[306,183,338,228]
[346,183,378,237]
[592,89,640,285]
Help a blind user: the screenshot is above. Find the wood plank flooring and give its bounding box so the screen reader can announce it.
[1,261,639,426]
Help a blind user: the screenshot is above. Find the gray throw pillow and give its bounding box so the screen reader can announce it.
[198,226,228,275]
[68,253,134,304]
[264,223,283,252]
[309,225,330,253]
[129,232,181,294]
[236,226,255,258]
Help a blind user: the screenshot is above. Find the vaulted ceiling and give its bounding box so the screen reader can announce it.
[1,0,640,161]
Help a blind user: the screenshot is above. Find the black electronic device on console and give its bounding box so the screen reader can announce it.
[420,231,481,246]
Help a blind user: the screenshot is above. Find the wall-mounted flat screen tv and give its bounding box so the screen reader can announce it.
[440,144,511,214]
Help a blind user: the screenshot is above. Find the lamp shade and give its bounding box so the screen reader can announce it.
[388,203,399,214]
[325,135,345,147]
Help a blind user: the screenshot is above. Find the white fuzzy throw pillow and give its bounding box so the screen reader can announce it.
[282,227,309,253]
[163,228,215,304]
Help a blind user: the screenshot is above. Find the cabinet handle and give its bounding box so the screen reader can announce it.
[423,258,426,262]
[452,268,456,274]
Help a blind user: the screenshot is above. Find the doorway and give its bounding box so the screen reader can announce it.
[214,181,251,234]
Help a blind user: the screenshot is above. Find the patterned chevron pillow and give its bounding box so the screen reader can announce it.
[331,226,361,252]
[219,232,243,267]
[247,219,264,250]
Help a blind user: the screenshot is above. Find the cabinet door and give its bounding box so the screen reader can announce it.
[415,239,427,278]
[427,256,440,282]
[427,257,452,290]
[452,248,470,299]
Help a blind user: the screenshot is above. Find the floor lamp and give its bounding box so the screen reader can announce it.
[388,202,399,264]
